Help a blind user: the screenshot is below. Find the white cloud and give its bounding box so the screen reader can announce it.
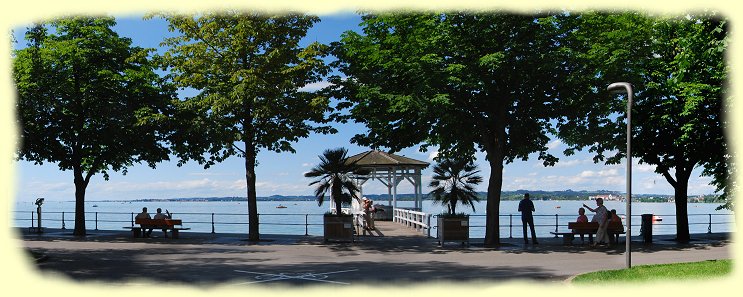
[301,163,313,167]
[579,168,619,178]
[546,139,562,150]
[428,150,439,161]
[553,159,582,168]
[298,81,333,92]
[635,162,656,173]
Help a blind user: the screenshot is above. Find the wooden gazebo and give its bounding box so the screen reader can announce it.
[343,150,430,211]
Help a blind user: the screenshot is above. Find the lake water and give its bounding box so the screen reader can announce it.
[12,199,735,238]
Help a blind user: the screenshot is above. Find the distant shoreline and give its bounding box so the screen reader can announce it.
[28,189,718,204]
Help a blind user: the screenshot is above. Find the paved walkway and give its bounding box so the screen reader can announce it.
[16,223,732,286]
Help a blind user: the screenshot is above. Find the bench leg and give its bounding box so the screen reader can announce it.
[172,229,179,239]
[563,234,574,245]
[589,234,594,244]
[132,228,141,238]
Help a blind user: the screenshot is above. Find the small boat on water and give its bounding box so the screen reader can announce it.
[92,204,98,208]
[276,205,287,209]
[653,215,663,222]
[555,206,561,208]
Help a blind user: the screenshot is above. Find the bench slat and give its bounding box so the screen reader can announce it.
[135,218,182,226]
[568,221,624,234]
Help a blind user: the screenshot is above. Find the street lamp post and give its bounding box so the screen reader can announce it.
[607,82,633,269]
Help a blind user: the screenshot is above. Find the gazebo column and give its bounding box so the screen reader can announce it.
[392,169,398,209]
[415,168,422,210]
[386,170,397,209]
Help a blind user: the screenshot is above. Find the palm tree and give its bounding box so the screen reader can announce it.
[429,158,483,215]
[305,148,360,215]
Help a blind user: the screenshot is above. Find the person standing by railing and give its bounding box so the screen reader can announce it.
[518,193,538,244]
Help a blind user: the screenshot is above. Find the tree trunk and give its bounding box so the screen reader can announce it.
[73,166,87,236]
[674,171,691,243]
[333,179,343,215]
[484,157,504,247]
[245,141,259,242]
[482,103,507,247]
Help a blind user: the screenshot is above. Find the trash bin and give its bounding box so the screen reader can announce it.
[641,214,653,244]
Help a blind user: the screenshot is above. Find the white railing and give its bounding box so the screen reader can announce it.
[393,208,432,237]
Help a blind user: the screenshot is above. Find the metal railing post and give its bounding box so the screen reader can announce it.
[131,212,134,227]
[305,214,309,236]
[211,213,215,234]
[708,214,712,234]
[61,212,66,229]
[554,214,558,238]
[95,212,99,230]
[509,214,513,238]
[31,211,35,228]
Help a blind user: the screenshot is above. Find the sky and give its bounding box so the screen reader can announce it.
[10,13,718,202]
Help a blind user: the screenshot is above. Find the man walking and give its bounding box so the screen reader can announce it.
[518,193,538,244]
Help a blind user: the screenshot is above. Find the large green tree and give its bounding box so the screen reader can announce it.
[554,12,729,242]
[331,12,580,246]
[155,12,332,241]
[13,17,174,236]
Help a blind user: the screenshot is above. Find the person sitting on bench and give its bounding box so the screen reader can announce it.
[152,208,172,236]
[135,207,153,237]
[573,207,589,244]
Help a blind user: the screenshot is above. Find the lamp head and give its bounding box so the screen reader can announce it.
[607,82,632,94]
[35,198,44,206]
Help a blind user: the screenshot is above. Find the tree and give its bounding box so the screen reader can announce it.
[428,158,483,215]
[155,12,332,241]
[304,148,360,215]
[331,12,575,246]
[13,17,174,236]
[554,12,729,242]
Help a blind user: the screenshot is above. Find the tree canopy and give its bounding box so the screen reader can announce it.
[155,11,332,241]
[554,12,729,242]
[13,17,174,236]
[331,12,583,246]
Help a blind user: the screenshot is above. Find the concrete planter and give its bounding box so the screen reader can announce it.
[323,215,354,243]
[437,216,469,246]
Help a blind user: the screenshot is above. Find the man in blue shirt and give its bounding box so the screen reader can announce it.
[518,193,538,244]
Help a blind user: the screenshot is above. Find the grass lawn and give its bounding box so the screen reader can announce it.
[572,259,732,283]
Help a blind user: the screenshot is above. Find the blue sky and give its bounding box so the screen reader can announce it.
[12,13,717,202]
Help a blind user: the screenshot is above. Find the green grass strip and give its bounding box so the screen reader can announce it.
[572,259,732,283]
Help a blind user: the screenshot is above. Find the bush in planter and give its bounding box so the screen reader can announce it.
[306,148,360,242]
[437,212,470,244]
[323,212,354,242]
[429,158,482,215]
[305,148,360,216]
[429,158,481,246]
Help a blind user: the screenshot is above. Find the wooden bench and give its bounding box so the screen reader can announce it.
[550,222,625,245]
[123,218,190,239]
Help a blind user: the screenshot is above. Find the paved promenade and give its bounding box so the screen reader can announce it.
[16,221,732,286]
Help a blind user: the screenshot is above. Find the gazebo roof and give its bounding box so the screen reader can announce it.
[346,150,429,168]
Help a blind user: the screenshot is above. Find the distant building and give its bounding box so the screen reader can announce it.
[588,194,622,201]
